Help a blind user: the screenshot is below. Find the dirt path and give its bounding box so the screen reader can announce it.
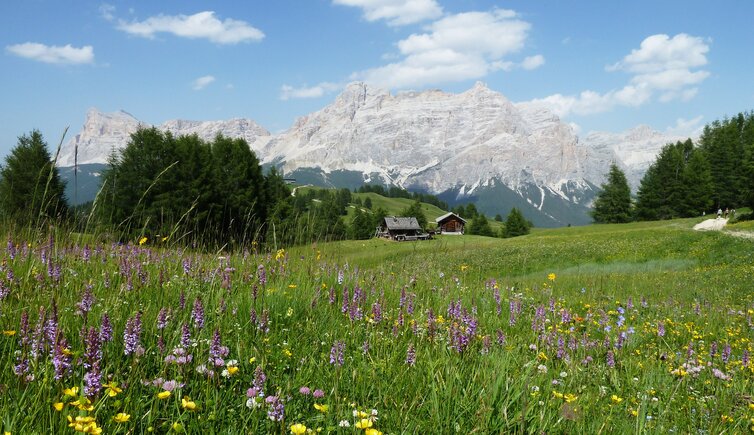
[693,218,728,231]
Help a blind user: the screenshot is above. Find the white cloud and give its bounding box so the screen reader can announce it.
[666,115,704,137]
[521,54,545,70]
[6,42,94,64]
[118,11,264,44]
[353,9,532,88]
[100,3,115,21]
[333,0,442,26]
[280,82,341,100]
[526,33,710,118]
[192,75,215,90]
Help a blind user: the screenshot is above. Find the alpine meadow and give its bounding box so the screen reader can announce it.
[2,1,754,434]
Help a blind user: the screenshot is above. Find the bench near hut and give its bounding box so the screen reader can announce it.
[435,212,466,235]
[376,216,431,241]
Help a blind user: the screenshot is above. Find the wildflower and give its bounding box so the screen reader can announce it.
[64,386,79,397]
[2,330,15,336]
[157,390,171,399]
[290,424,306,435]
[99,313,113,342]
[355,419,373,429]
[548,273,556,281]
[138,236,147,245]
[172,422,183,432]
[299,386,311,395]
[338,420,351,427]
[182,397,197,411]
[313,389,325,398]
[365,429,383,435]
[537,364,548,374]
[266,395,285,421]
[405,344,416,366]
[192,298,205,330]
[314,403,328,412]
[103,381,122,397]
[113,413,130,423]
[330,340,345,367]
[611,395,623,404]
[52,402,64,411]
[564,393,578,403]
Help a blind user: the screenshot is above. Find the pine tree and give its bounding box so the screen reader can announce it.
[591,163,632,223]
[502,208,531,238]
[0,130,68,223]
[468,214,494,236]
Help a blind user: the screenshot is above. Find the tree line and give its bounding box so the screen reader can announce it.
[592,111,754,223]
[0,127,534,246]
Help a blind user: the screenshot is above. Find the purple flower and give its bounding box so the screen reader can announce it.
[83,327,101,397]
[99,313,113,342]
[299,386,311,395]
[313,389,325,399]
[123,313,143,356]
[405,344,416,366]
[253,366,266,397]
[330,340,345,367]
[606,350,615,368]
[266,395,285,422]
[257,264,267,286]
[157,307,169,330]
[192,297,205,330]
[371,302,382,324]
[179,290,186,310]
[181,323,191,347]
[721,343,731,364]
[657,321,665,337]
[52,337,71,380]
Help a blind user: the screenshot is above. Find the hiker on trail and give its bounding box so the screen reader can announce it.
[717,208,723,218]
[724,208,729,218]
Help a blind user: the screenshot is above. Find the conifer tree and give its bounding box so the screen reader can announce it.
[0,130,68,223]
[400,200,427,229]
[591,163,632,223]
[502,208,531,238]
[468,214,494,236]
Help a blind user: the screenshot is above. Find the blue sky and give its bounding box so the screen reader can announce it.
[1,0,753,160]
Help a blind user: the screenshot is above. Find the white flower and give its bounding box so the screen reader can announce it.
[529,344,538,351]
[338,420,350,427]
[221,369,230,377]
[246,398,262,409]
[537,364,548,374]
[559,371,567,378]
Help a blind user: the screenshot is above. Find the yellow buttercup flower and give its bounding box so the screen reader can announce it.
[365,429,383,435]
[611,395,623,404]
[63,386,79,397]
[103,381,122,397]
[226,365,240,376]
[548,273,556,281]
[355,419,373,429]
[182,397,197,411]
[113,413,130,423]
[52,402,64,411]
[2,330,16,336]
[314,403,328,412]
[157,390,171,399]
[138,236,148,245]
[564,393,578,403]
[290,423,307,434]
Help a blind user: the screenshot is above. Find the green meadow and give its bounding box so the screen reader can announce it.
[1,215,753,434]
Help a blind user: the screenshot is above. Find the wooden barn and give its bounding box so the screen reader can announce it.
[376,216,430,241]
[435,212,466,235]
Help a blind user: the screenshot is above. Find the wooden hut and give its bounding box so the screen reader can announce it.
[435,212,466,235]
[376,216,430,241]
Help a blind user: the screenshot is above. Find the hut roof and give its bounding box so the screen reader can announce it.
[435,212,467,224]
[383,216,422,231]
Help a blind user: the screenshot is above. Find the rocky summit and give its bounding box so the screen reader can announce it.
[56,82,689,226]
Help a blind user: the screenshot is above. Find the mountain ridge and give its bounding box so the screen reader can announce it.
[56,82,690,225]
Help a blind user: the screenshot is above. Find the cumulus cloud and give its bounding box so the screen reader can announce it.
[521,54,545,70]
[118,11,264,44]
[526,33,710,117]
[192,75,215,90]
[280,82,341,100]
[353,9,531,88]
[6,42,94,64]
[333,0,442,26]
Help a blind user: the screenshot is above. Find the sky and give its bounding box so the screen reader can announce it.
[1,0,753,160]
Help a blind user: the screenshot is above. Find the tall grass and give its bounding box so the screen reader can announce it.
[0,218,752,433]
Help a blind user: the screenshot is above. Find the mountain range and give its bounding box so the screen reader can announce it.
[56,82,689,226]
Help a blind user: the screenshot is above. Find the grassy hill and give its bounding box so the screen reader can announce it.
[3,215,753,433]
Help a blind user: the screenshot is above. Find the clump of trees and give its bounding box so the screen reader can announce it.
[0,130,68,224]
[502,208,531,238]
[98,128,290,246]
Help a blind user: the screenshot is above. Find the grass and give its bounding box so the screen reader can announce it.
[1,217,753,433]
